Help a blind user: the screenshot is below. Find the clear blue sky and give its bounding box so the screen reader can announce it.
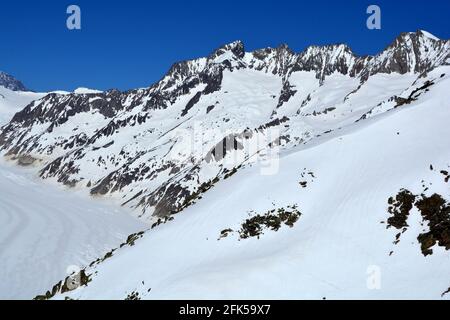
[1,0,449,92]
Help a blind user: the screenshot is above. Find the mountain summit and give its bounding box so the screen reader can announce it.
[0,71,28,92]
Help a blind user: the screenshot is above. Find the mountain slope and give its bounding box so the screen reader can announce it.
[0,30,448,223]
[0,71,28,92]
[50,66,450,300]
[1,30,450,299]
[0,86,45,126]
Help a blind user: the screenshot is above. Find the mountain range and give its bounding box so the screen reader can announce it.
[1,30,449,299]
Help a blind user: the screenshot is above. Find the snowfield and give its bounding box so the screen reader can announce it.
[0,86,45,125]
[54,67,450,300]
[0,160,146,299]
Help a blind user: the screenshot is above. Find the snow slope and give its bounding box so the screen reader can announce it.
[0,86,45,125]
[1,31,449,299]
[0,159,146,299]
[74,88,103,94]
[53,66,450,300]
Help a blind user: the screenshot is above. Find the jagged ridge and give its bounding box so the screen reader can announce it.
[0,30,449,221]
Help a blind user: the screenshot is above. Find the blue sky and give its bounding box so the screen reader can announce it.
[1,0,449,92]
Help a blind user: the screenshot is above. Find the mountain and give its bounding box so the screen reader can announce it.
[42,66,450,300]
[0,86,46,127]
[0,71,28,92]
[0,72,42,126]
[0,78,145,300]
[1,30,448,221]
[1,30,450,299]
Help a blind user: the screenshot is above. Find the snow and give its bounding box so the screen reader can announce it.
[74,87,103,94]
[1,32,449,299]
[54,67,450,300]
[0,87,45,125]
[419,30,440,41]
[0,160,147,299]
[49,90,71,95]
[0,86,147,300]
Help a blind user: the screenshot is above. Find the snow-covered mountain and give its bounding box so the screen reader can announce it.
[1,30,448,221]
[0,78,146,300]
[0,71,28,92]
[0,86,46,126]
[1,30,450,299]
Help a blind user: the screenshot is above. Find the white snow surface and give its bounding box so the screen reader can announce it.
[0,160,146,299]
[1,32,449,299]
[73,87,103,94]
[54,67,450,300]
[419,30,440,41]
[0,87,45,125]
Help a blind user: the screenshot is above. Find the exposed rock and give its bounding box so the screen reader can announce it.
[34,270,90,300]
[17,155,37,167]
[386,189,416,229]
[386,188,450,256]
[223,205,302,240]
[415,194,450,256]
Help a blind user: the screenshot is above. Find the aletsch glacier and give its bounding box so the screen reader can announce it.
[0,77,146,299]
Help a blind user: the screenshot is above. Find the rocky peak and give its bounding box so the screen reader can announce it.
[247,44,297,77]
[391,30,441,47]
[358,30,449,80]
[251,44,294,58]
[295,43,356,81]
[208,40,245,61]
[0,71,28,92]
[154,30,448,97]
